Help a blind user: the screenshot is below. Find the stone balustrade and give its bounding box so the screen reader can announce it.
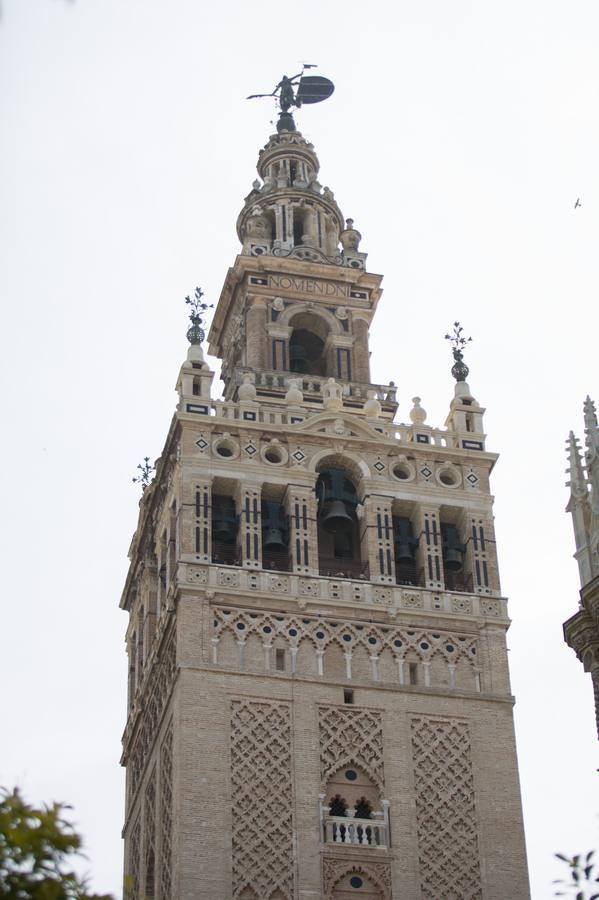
[181,563,507,620]
[320,801,390,850]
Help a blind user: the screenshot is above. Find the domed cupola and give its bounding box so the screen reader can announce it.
[236,130,367,270]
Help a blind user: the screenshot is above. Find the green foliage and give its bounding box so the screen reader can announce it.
[554,850,599,900]
[0,787,114,899]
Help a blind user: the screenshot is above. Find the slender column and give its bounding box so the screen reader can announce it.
[285,484,318,575]
[237,482,262,569]
[245,299,268,371]
[344,651,353,680]
[415,506,443,590]
[351,315,371,383]
[365,495,395,584]
[179,476,211,563]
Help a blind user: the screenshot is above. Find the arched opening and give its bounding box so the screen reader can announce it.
[393,515,420,586]
[289,328,326,375]
[321,766,387,848]
[288,311,331,377]
[261,498,290,572]
[211,494,239,565]
[317,468,364,579]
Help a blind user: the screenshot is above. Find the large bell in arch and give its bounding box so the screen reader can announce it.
[263,526,286,550]
[442,523,465,571]
[318,468,357,534]
[394,517,418,564]
[261,500,288,551]
[321,499,354,533]
[212,496,237,543]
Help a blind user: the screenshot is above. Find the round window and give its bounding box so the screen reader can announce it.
[439,470,457,485]
[216,445,233,458]
[350,876,363,888]
[392,463,411,480]
[344,769,358,781]
[264,448,282,464]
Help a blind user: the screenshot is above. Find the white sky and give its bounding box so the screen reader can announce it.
[2,1,598,896]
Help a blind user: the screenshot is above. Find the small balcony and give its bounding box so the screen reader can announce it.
[320,800,390,850]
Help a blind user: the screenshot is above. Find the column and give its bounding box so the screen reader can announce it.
[237,482,262,569]
[285,483,318,575]
[414,506,443,590]
[245,298,268,371]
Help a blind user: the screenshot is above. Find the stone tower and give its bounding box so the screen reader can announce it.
[120,121,530,899]
[564,396,599,738]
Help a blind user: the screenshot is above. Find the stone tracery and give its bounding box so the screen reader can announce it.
[410,715,482,899]
[230,699,294,899]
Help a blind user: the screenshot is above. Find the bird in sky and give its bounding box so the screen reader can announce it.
[574,198,582,209]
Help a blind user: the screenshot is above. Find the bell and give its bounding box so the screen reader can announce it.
[213,516,236,543]
[321,499,353,533]
[394,518,417,564]
[263,527,286,551]
[396,542,415,564]
[290,343,309,373]
[443,525,464,571]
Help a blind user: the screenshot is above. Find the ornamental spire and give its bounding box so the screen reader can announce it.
[185,287,213,346]
[445,322,472,383]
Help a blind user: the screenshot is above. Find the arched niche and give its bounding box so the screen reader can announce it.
[324,764,381,814]
[285,310,336,377]
[316,465,364,579]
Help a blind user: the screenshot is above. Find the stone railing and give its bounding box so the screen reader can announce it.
[234,368,397,405]
[181,563,508,621]
[320,800,390,850]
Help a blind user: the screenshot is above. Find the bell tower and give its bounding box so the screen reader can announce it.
[119,90,530,899]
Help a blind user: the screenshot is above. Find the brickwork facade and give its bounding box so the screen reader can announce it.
[119,124,530,898]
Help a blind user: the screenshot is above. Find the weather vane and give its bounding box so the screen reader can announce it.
[132,457,154,492]
[247,64,335,132]
[185,286,213,345]
[445,321,472,382]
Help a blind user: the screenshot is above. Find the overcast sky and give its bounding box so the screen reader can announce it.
[2,1,599,897]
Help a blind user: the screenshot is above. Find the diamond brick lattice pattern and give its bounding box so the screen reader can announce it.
[318,705,384,791]
[410,716,482,900]
[231,700,294,899]
[159,721,173,900]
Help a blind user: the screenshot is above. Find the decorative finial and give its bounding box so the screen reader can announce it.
[185,287,213,345]
[445,321,472,382]
[246,65,334,133]
[132,457,154,492]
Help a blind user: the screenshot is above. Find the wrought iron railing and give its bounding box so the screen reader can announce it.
[262,549,292,573]
[443,569,473,593]
[211,542,240,566]
[395,564,424,587]
[318,557,370,580]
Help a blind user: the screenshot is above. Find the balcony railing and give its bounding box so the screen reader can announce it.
[318,557,370,580]
[211,542,240,566]
[395,564,424,588]
[262,549,292,572]
[443,569,473,593]
[320,802,390,850]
